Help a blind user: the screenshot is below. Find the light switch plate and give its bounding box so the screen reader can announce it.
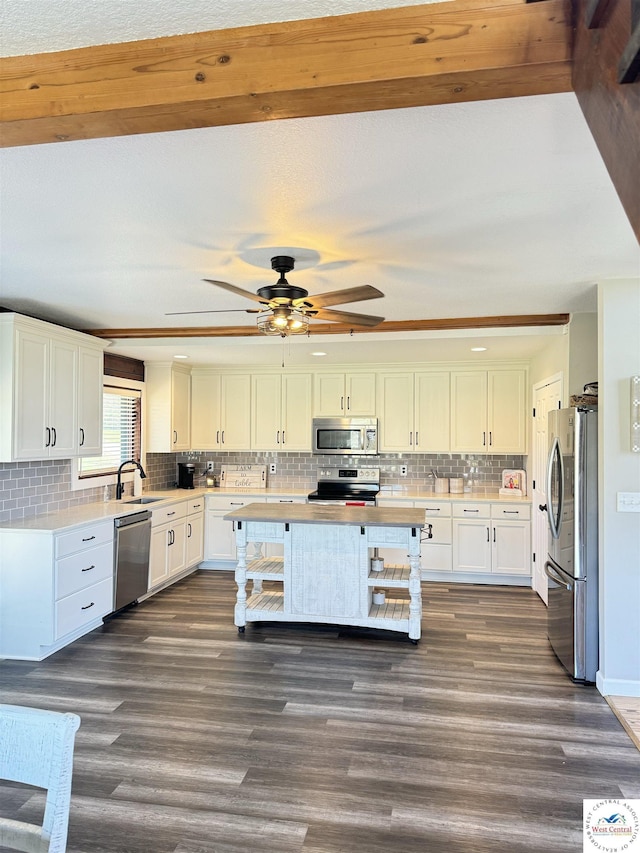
[617,492,640,512]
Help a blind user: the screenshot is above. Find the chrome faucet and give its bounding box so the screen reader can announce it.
[115,459,147,500]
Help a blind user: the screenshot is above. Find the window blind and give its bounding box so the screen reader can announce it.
[79,385,141,477]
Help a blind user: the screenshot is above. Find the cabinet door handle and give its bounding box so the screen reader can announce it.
[276,430,280,444]
[493,527,496,542]
[340,396,344,411]
[415,431,419,446]
[503,510,519,515]
[82,535,96,541]
[424,507,441,512]
[230,502,243,505]
[188,523,192,538]
[487,527,490,542]
[409,431,413,445]
[482,431,486,446]
[221,430,225,444]
[489,431,492,446]
[79,427,85,446]
[45,427,51,447]
[216,430,220,445]
[347,396,350,410]
[192,503,201,509]
[463,509,479,513]
[81,565,95,572]
[167,511,176,517]
[51,427,56,447]
[282,430,285,445]
[173,430,178,444]
[81,602,95,611]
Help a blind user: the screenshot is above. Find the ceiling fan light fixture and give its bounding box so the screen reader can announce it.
[256,308,310,337]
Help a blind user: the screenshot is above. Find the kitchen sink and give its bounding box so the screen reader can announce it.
[123,497,164,504]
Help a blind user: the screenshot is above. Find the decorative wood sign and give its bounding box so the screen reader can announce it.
[220,465,267,488]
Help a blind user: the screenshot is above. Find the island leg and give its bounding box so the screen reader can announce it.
[234,523,248,632]
[251,541,264,595]
[408,527,422,642]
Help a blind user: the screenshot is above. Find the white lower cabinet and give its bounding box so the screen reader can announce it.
[204,495,253,563]
[414,500,452,572]
[186,498,205,568]
[452,502,530,576]
[148,501,188,590]
[0,519,114,660]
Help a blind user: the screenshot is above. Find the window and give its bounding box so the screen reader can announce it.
[78,384,142,479]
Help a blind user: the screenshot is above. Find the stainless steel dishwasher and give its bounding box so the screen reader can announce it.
[113,510,152,612]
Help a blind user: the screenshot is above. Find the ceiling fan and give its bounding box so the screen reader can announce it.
[167,255,385,336]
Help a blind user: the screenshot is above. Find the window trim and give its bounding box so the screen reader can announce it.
[71,375,145,492]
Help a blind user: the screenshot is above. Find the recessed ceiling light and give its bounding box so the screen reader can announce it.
[174,354,189,359]
[471,347,487,352]
[311,351,327,357]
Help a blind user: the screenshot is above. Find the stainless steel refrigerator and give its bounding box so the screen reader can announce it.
[543,407,598,683]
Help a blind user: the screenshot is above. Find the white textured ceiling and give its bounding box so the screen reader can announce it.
[0,0,638,367]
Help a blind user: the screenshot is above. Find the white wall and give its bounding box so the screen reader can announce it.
[530,331,569,395]
[597,279,640,697]
[568,312,598,397]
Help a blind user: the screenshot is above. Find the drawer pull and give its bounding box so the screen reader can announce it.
[167,511,176,517]
[463,509,479,513]
[192,503,201,509]
[82,535,96,542]
[503,510,519,515]
[424,507,441,512]
[81,565,95,572]
[230,502,243,506]
[81,602,95,610]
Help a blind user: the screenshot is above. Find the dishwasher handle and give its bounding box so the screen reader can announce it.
[114,510,152,528]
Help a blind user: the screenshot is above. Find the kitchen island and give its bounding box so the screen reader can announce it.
[225,503,425,642]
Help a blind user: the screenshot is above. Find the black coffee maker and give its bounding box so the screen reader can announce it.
[177,462,196,489]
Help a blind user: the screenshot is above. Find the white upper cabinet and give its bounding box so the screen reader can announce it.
[0,313,106,462]
[450,369,526,454]
[190,371,251,451]
[251,373,312,451]
[378,371,450,453]
[313,372,376,416]
[145,363,192,452]
[77,346,104,456]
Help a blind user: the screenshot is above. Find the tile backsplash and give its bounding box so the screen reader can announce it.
[0,451,524,522]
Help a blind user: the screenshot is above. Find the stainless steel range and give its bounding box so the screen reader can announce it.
[307,467,380,506]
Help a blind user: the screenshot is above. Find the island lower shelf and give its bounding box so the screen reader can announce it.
[227,503,424,642]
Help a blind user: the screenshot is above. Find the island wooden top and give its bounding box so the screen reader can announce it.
[224,502,425,528]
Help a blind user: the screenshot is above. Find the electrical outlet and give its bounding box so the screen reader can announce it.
[206,461,214,472]
[269,463,276,474]
[400,465,408,476]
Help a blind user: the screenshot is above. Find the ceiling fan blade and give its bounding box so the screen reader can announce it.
[313,307,385,327]
[203,278,270,305]
[165,308,260,316]
[302,285,384,309]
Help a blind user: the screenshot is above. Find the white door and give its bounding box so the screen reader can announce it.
[415,371,450,452]
[314,373,345,416]
[171,368,191,450]
[532,376,563,602]
[191,373,221,450]
[220,374,251,449]
[14,328,49,459]
[345,373,376,415]
[450,371,487,452]
[186,512,204,567]
[453,518,492,572]
[487,369,526,453]
[492,520,530,575]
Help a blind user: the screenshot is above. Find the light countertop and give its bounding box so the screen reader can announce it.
[0,485,529,534]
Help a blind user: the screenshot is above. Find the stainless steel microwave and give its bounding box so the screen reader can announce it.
[312,417,378,456]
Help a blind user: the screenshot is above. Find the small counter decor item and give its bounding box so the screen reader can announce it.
[434,477,449,494]
[449,477,464,494]
[499,469,526,497]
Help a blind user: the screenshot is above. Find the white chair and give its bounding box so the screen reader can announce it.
[0,704,81,853]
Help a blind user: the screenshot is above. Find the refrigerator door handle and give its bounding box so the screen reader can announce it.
[546,435,563,540]
[544,560,572,591]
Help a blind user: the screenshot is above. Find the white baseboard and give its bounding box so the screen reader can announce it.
[596,670,640,698]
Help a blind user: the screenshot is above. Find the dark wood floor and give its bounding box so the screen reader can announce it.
[1,572,638,853]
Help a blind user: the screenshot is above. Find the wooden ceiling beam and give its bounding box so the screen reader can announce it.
[0,0,572,148]
[86,313,570,339]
